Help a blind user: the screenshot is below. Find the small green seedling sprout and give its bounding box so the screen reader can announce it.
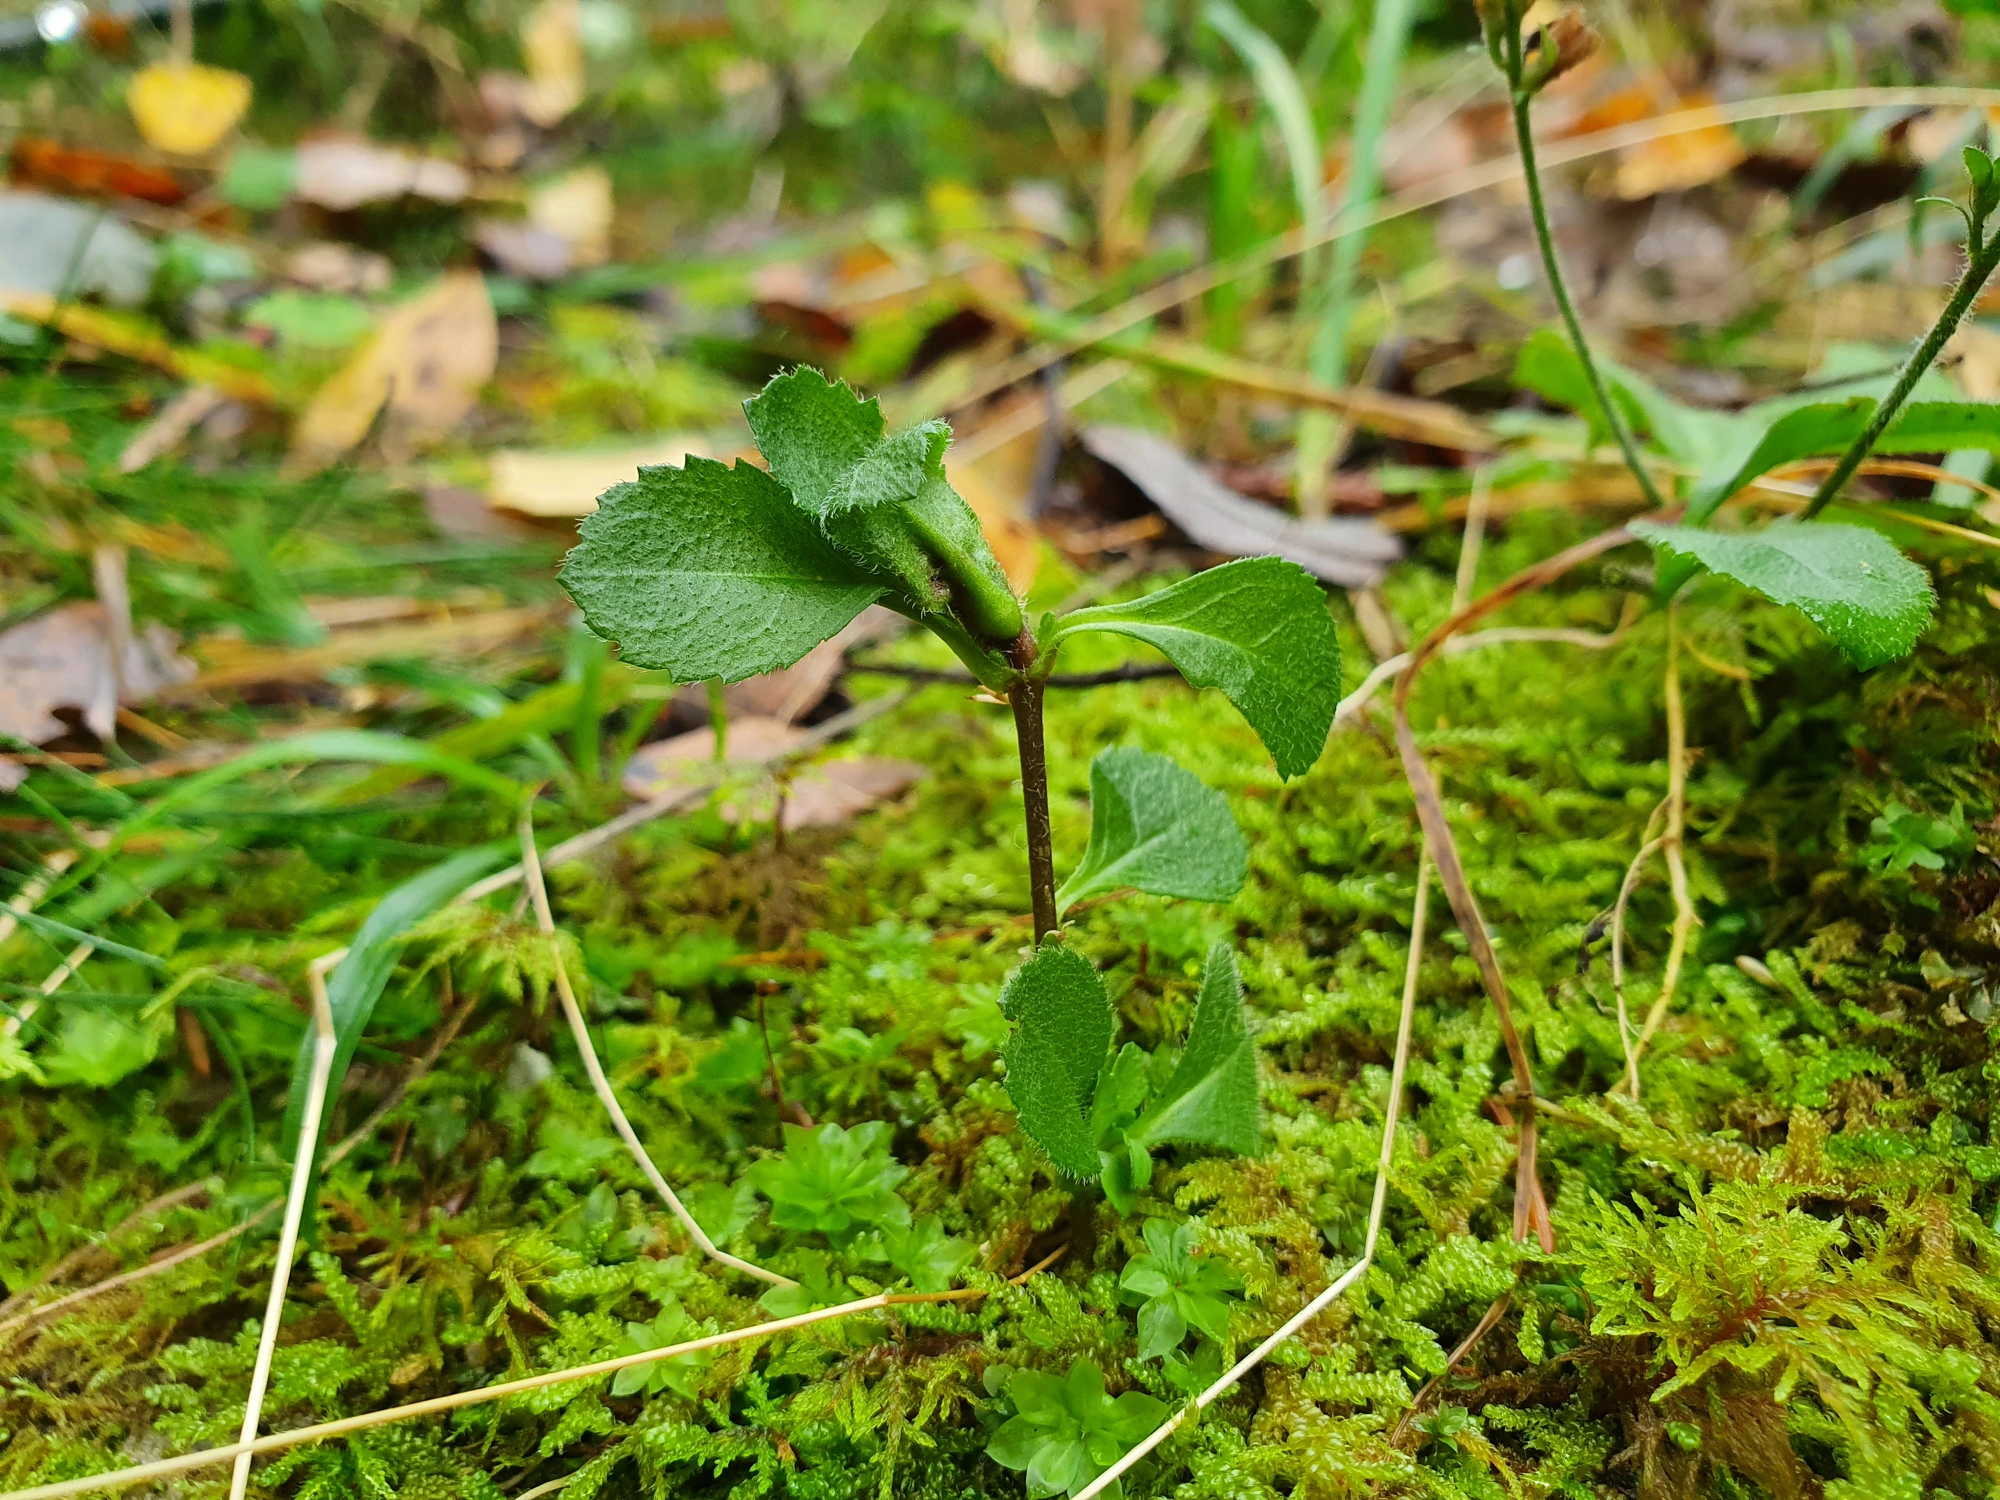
[1001,942,1259,1212]
[610,1295,713,1400]
[984,1359,1169,1500]
[1117,1217,1242,1359]
[746,1119,910,1245]
[1861,800,1971,876]
[1482,2,2000,670]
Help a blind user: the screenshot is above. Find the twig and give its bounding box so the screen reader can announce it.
[1607,806,1666,1096]
[1392,1290,1512,1444]
[517,808,793,1288]
[1390,529,1638,1253]
[227,949,339,1500]
[457,691,908,905]
[0,1249,1072,1500]
[1070,846,1430,1500]
[1619,606,1698,1093]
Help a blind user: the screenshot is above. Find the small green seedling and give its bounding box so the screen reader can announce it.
[610,1295,713,1399]
[984,1359,1169,1500]
[1001,942,1259,1212]
[1482,0,2000,669]
[1117,1217,1242,1358]
[747,1119,910,1244]
[1861,800,1971,875]
[563,367,1341,1202]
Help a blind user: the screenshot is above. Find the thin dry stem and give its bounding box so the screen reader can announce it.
[1608,807,1666,1096]
[1620,606,1699,1091]
[517,808,793,1288]
[1,1249,1072,1500]
[1451,465,1493,614]
[1069,847,1430,1500]
[227,948,339,1500]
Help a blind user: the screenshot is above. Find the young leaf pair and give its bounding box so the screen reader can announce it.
[1000,940,1258,1213]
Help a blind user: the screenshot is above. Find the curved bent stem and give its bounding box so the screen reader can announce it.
[227,948,340,1500]
[517,808,795,1288]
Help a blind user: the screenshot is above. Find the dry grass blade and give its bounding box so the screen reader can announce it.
[0,1249,1071,1500]
[941,86,2000,417]
[1070,848,1431,1500]
[1390,528,1639,1250]
[227,948,340,1500]
[516,805,795,1287]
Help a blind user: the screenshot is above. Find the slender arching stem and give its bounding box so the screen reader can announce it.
[1801,233,2000,518]
[1501,21,1668,513]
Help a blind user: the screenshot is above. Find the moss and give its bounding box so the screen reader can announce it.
[4,526,2000,1499]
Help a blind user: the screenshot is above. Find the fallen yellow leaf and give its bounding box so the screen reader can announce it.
[488,438,710,517]
[286,271,496,477]
[128,63,252,156]
[1613,95,1744,200]
[520,0,585,127]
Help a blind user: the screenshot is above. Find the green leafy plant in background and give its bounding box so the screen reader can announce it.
[1481,0,2000,668]
[984,1359,1169,1500]
[1117,1218,1241,1358]
[609,1295,715,1399]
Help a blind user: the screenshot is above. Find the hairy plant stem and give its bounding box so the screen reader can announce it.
[1503,31,1668,513]
[1802,234,2000,519]
[1007,631,1058,944]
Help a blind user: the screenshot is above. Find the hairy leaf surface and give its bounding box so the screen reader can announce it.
[561,456,884,682]
[1056,747,1247,913]
[1048,557,1340,779]
[1000,943,1112,1179]
[1133,942,1260,1155]
[1632,520,1934,669]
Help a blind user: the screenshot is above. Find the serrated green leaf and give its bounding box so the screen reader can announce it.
[1047,557,1341,779]
[1000,943,1112,1179]
[743,367,1021,641]
[743,365,885,515]
[1055,747,1247,914]
[560,455,884,683]
[1133,943,1260,1155]
[1631,520,1934,670]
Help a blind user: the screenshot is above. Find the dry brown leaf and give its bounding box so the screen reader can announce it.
[1612,95,1744,199]
[530,166,612,265]
[619,715,922,829]
[1082,425,1402,586]
[286,242,393,295]
[0,602,194,787]
[294,138,470,211]
[474,221,573,281]
[287,272,496,477]
[772,759,925,830]
[697,607,903,725]
[520,0,585,127]
[487,438,711,517]
[621,716,806,799]
[127,63,252,156]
